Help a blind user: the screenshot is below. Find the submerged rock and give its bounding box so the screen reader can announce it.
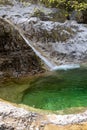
[0,18,43,77]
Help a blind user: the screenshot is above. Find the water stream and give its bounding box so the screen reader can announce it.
[5,18,80,71]
[21,33,80,71]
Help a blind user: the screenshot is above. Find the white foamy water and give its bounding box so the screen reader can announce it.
[52,64,80,71]
[20,33,56,69]
[4,18,57,71]
[21,33,80,71]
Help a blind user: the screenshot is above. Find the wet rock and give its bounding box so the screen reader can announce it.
[0,18,43,77]
[0,101,39,130]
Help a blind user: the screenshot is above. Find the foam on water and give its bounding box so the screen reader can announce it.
[52,64,80,71]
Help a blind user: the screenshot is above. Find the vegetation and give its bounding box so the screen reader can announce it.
[19,0,87,18]
[19,0,87,11]
[40,0,87,12]
[0,0,13,5]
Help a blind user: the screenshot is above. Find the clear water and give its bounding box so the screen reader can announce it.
[22,68,87,111]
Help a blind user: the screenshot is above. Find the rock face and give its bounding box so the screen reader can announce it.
[0,18,43,77]
[0,1,85,66]
[0,1,87,69]
[0,101,39,130]
[21,18,87,65]
[22,17,75,42]
[0,100,87,130]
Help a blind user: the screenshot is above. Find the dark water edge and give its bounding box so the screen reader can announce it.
[0,75,42,103]
[0,68,87,113]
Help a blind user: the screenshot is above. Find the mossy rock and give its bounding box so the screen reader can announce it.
[49,9,67,22]
[0,0,13,5]
[32,8,66,22]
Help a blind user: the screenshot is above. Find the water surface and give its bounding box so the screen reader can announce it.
[0,68,87,112]
[22,68,87,111]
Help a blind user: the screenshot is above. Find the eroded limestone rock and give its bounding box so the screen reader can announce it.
[21,18,87,65]
[0,1,87,69]
[21,17,75,42]
[0,100,87,130]
[0,18,43,77]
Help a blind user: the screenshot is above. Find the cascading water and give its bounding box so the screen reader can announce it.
[20,33,56,70]
[5,18,80,71]
[21,33,80,71]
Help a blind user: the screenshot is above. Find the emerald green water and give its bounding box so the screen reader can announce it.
[22,68,87,111]
[0,68,87,112]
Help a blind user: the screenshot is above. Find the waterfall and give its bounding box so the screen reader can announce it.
[20,33,57,70]
[4,18,80,71]
[20,33,80,71]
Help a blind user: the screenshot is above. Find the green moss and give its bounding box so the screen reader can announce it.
[40,0,87,11]
[0,0,13,5]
